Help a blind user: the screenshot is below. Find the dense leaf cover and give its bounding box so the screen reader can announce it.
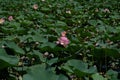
[0,0,120,80]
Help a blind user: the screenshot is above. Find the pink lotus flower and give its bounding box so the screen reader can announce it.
[41,0,45,1]
[33,4,38,10]
[56,31,70,47]
[8,16,13,21]
[0,18,5,24]
[103,8,110,13]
